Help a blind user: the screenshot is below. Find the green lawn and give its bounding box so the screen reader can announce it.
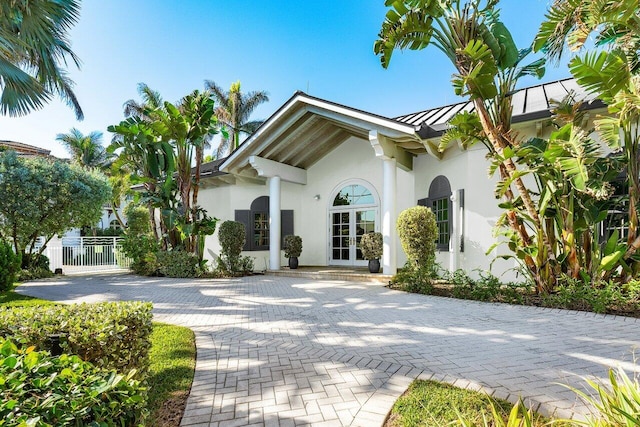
[1,287,196,427]
[0,288,53,307]
[147,322,196,426]
[386,380,556,426]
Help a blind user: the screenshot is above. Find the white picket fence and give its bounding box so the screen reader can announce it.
[38,236,132,274]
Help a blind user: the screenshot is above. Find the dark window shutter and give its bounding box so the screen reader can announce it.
[234,210,251,251]
[281,210,294,246]
[458,189,464,252]
[417,197,429,207]
[251,196,269,211]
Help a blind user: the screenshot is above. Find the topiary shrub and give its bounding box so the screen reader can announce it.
[156,250,200,278]
[122,204,159,276]
[0,301,153,376]
[283,235,302,258]
[0,337,147,426]
[360,232,383,260]
[397,206,438,271]
[218,220,246,272]
[0,239,21,291]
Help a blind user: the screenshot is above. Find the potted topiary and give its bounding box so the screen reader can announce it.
[283,235,302,269]
[360,232,383,273]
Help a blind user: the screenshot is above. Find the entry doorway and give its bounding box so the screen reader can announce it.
[328,181,379,266]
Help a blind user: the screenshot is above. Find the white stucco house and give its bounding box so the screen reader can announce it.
[197,78,604,280]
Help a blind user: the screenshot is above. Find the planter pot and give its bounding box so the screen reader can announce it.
[288,257,299,269]
[368,259,380,274]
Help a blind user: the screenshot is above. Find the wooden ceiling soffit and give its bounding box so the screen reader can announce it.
[236,175,266,185]
[262,116,323,161]
[224,107,311,173]
[279,122,344,165]
[217,175,237,185]
[396,140,428,155]
[258,112,317,159]
[291,130,351,169]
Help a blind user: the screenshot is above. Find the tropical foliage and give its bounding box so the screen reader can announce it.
[205,80,269,158]
[0,151,110,269]
[108,86,222,262]
[0,0,83,118]
[376,0,640,293]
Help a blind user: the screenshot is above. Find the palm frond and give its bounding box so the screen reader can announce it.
[0,0,82,118]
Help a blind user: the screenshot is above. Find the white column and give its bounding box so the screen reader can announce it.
[269,176,281,270]
[382,158,397,275]
[449,191,458,272]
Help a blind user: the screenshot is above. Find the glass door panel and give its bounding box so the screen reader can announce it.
[331,211,351,263]
[330,208,376,266]
[355,209,375,261]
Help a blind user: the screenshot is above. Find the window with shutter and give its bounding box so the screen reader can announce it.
[427,175,452,251]
[234,196,294,251]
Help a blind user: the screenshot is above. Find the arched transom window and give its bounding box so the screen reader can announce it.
[333,184,375,207]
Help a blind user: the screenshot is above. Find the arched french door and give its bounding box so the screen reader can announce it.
[328,180,380,266]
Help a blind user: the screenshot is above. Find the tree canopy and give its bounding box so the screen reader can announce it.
[0,151,110,264]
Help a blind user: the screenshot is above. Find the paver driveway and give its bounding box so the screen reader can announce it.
[18,274,640,426]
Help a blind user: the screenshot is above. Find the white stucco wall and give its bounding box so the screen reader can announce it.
[198,135,415,270]
[414,144,521,281]
[198,132,534,280]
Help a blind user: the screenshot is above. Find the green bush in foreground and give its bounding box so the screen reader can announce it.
[0,301,153,376]
[397,206,437,271]
[218,220,246,273]
[0,337,147,427]
[0,240,21,292]
[156,250,200,278]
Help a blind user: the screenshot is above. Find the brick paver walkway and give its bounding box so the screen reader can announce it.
[18,274,640,426]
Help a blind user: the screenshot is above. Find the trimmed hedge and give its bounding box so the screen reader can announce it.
[156,250,200,278]
[0,301,153,376]
[397,206,437,270]
[0,337,147,426]
[218,220,246,272]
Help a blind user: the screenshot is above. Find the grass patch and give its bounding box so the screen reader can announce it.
[386,380,552,426]
[0,288,53,307]
[147,322,196,427]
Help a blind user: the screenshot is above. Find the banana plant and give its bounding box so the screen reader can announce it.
[535,0,640,280]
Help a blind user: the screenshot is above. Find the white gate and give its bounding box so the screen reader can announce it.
[41,236,132,274]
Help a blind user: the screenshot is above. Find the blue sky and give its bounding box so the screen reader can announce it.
[0,0,566,158]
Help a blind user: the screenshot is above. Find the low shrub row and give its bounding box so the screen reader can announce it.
[0,301,153,375]
[390,269,640,317]
[0,337,147,426]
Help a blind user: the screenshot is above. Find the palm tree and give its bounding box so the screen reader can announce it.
[0,0,83,119]
[56,128,107,168]
[123,83,164,120]
[204,80,269,158]
[375,0,560,292]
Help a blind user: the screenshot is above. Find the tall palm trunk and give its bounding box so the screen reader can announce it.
[472,98,557,292]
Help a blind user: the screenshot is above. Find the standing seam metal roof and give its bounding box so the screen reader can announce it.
[394,78,605,137]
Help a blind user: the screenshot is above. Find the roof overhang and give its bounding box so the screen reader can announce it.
[218,92,422,183]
